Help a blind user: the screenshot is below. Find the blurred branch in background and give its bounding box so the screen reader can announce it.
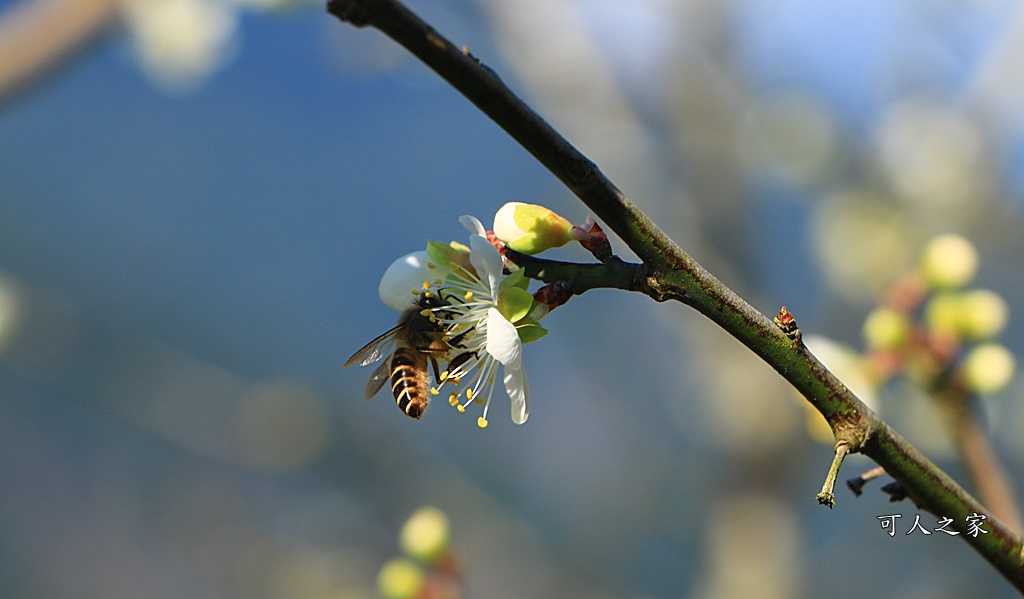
[0,0,120,103]
[325,0,1024,590]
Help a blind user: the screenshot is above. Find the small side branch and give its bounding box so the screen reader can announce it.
[847,466,886,497]
[817,441,852,509]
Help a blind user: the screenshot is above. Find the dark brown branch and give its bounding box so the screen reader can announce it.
[326,0,1024,588]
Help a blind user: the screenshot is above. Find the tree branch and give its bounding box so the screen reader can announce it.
[326,0,1024,588]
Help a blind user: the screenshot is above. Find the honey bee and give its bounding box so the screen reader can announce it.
[344,292,459,419]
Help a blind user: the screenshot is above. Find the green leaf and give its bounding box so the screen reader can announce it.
[517,323,548,344]
[498,287,533,323]
[500,269,529,292]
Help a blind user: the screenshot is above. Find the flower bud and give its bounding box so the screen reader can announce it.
[924,292,963,338]
[377,559,424,599]
[379,251,431,311]
[863,307,911,350]
[493,202,577,255]
[958,289,1009,340]
[920,234,978,289]
[572,216,611,261]
[399,506,450,564]
[963,343,1016,396]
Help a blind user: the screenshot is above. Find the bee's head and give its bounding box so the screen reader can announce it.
[417,291,448,310]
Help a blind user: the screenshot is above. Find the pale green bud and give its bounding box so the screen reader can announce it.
[863,307,911,350]
[958,289,1009,340]
[963,343,1016,396]
[493,202,578,255]
[399,506,450,563]
[377,559,424,599]
[920,234,978,289]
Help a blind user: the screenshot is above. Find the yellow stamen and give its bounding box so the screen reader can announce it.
[422,281,430,290]
[464,291,473,301]
[448,393,459,406]
[466,388,474,401]
[430,387,439,396]
[410,289,419,296]
[474,396,483,405]
[440,370,449,381]
[424,291,435,299]
[434,279,443,285]
[457,404,466,413]
[477,417,488,428]
[427,263,436,269]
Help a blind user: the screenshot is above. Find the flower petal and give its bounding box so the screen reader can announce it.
[504,363,530,424]
[378,251,430,311]
[459,215,487,237]
[469,235,502,300]
[485,307,521,366]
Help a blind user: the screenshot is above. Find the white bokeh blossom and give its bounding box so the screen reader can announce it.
[123,0,238,92]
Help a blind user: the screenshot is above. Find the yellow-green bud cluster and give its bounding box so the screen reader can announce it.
[377,506,453,598]
[924,290,1009,340]
[861,233,1016,399]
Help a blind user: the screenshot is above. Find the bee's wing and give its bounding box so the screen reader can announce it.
[364,359,391,400]
[343,326,400,368]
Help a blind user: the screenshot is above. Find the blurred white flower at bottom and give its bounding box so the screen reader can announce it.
[122,0,238,92]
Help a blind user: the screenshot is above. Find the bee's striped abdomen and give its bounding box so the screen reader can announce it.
[390,347,430,419]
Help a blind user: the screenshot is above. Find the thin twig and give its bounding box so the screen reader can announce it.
[847,466,886,496]
[326,0,1024,588]
[817,442,852,508]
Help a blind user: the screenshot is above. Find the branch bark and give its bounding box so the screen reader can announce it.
[326,0,1024,589]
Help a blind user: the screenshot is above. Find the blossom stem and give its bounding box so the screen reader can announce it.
[504,249,645,295]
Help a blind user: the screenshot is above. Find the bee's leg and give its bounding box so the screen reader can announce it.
[447,329,471,348]
[447,351,476,373]
[429,356,442,383]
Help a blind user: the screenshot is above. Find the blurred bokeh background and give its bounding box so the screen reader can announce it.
[3,0,1024,596]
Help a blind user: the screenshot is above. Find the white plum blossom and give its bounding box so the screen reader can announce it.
[376,215,532,426]
[431,215,530,426]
